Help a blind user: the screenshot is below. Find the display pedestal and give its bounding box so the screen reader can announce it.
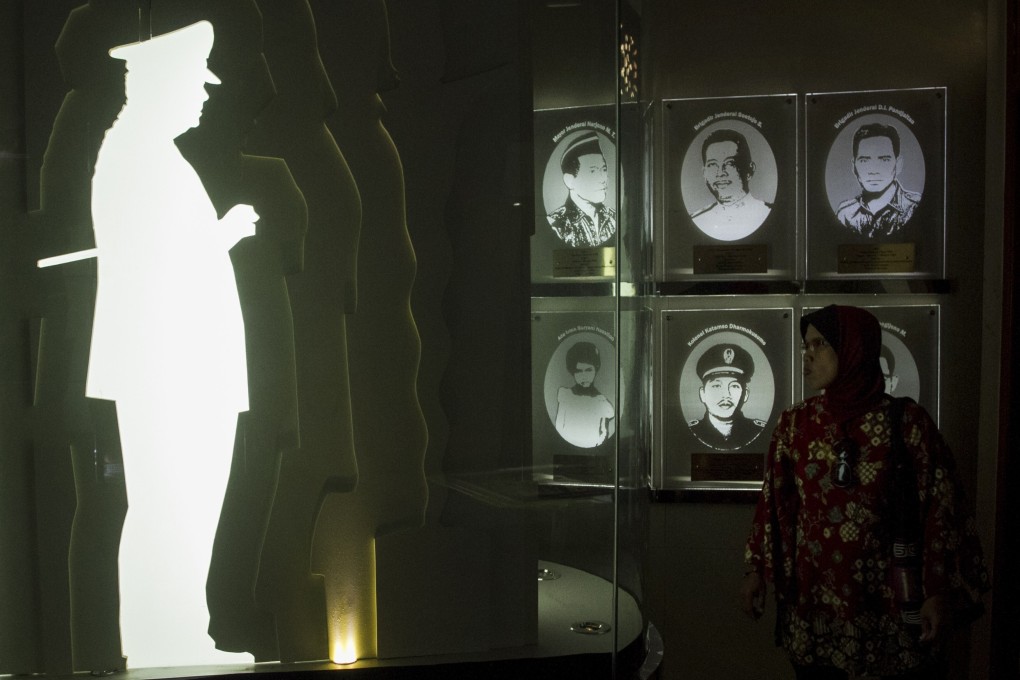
[58,562,653,680]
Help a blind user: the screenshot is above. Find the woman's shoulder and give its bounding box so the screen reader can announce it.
[782,395,825,419]
[884,395,935,421]
[770,396,826,434]
[892,396,939,434]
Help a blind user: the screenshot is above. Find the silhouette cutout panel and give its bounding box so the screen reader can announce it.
[25,1,140,674]
[154,1,306,664]
[307,0,429,661]
[16,0,529,672]
[85,20,255,669]
[241,0,362,662]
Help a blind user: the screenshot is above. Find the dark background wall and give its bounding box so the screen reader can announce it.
[638,1,1000,679]
[0,0,40,670]
[0,0,1008,678]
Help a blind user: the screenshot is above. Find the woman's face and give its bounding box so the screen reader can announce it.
[573,362,597,388]
[802,324,838,391]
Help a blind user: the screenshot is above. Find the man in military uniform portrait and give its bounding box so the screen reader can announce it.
[547,133,617,247]
[690,128,772,241]
[836,122,921,237]
[688,343,766,451]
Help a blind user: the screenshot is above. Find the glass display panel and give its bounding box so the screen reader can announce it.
[532,105,619,282]
[805,87,947,279]
[802,304,941,422]
[531,308,618,485]
[657,305,795,491]
[661,95,798,280]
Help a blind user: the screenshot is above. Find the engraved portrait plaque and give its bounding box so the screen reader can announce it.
[532,309,618,483]
[837,243,916,274]
[801,305,940,421]
[532,106,618,283]
[693,244,768,275]
[553,246,617,278]
[659,306,795,490]
[691,453,764,482]
[806,88,946,279]
[663,95,797,280]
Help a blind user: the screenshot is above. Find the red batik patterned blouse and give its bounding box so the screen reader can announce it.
[745,395,989,676]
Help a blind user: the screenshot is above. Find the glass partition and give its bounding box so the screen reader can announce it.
[1,1,649,678]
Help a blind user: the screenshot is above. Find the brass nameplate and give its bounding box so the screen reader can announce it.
[553,246,616,278]
[837,243,916,274]
[693,244,768,275]
[691,453,764,482]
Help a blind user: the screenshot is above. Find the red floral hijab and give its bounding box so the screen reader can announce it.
[800,305,886,424]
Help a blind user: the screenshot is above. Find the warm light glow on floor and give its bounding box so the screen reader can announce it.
[323,537,377,664]
[330,635,359,665]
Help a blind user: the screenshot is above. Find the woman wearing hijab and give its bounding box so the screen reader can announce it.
[740,305,988,679]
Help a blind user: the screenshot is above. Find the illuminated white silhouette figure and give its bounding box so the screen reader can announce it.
[86,21,255,669]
